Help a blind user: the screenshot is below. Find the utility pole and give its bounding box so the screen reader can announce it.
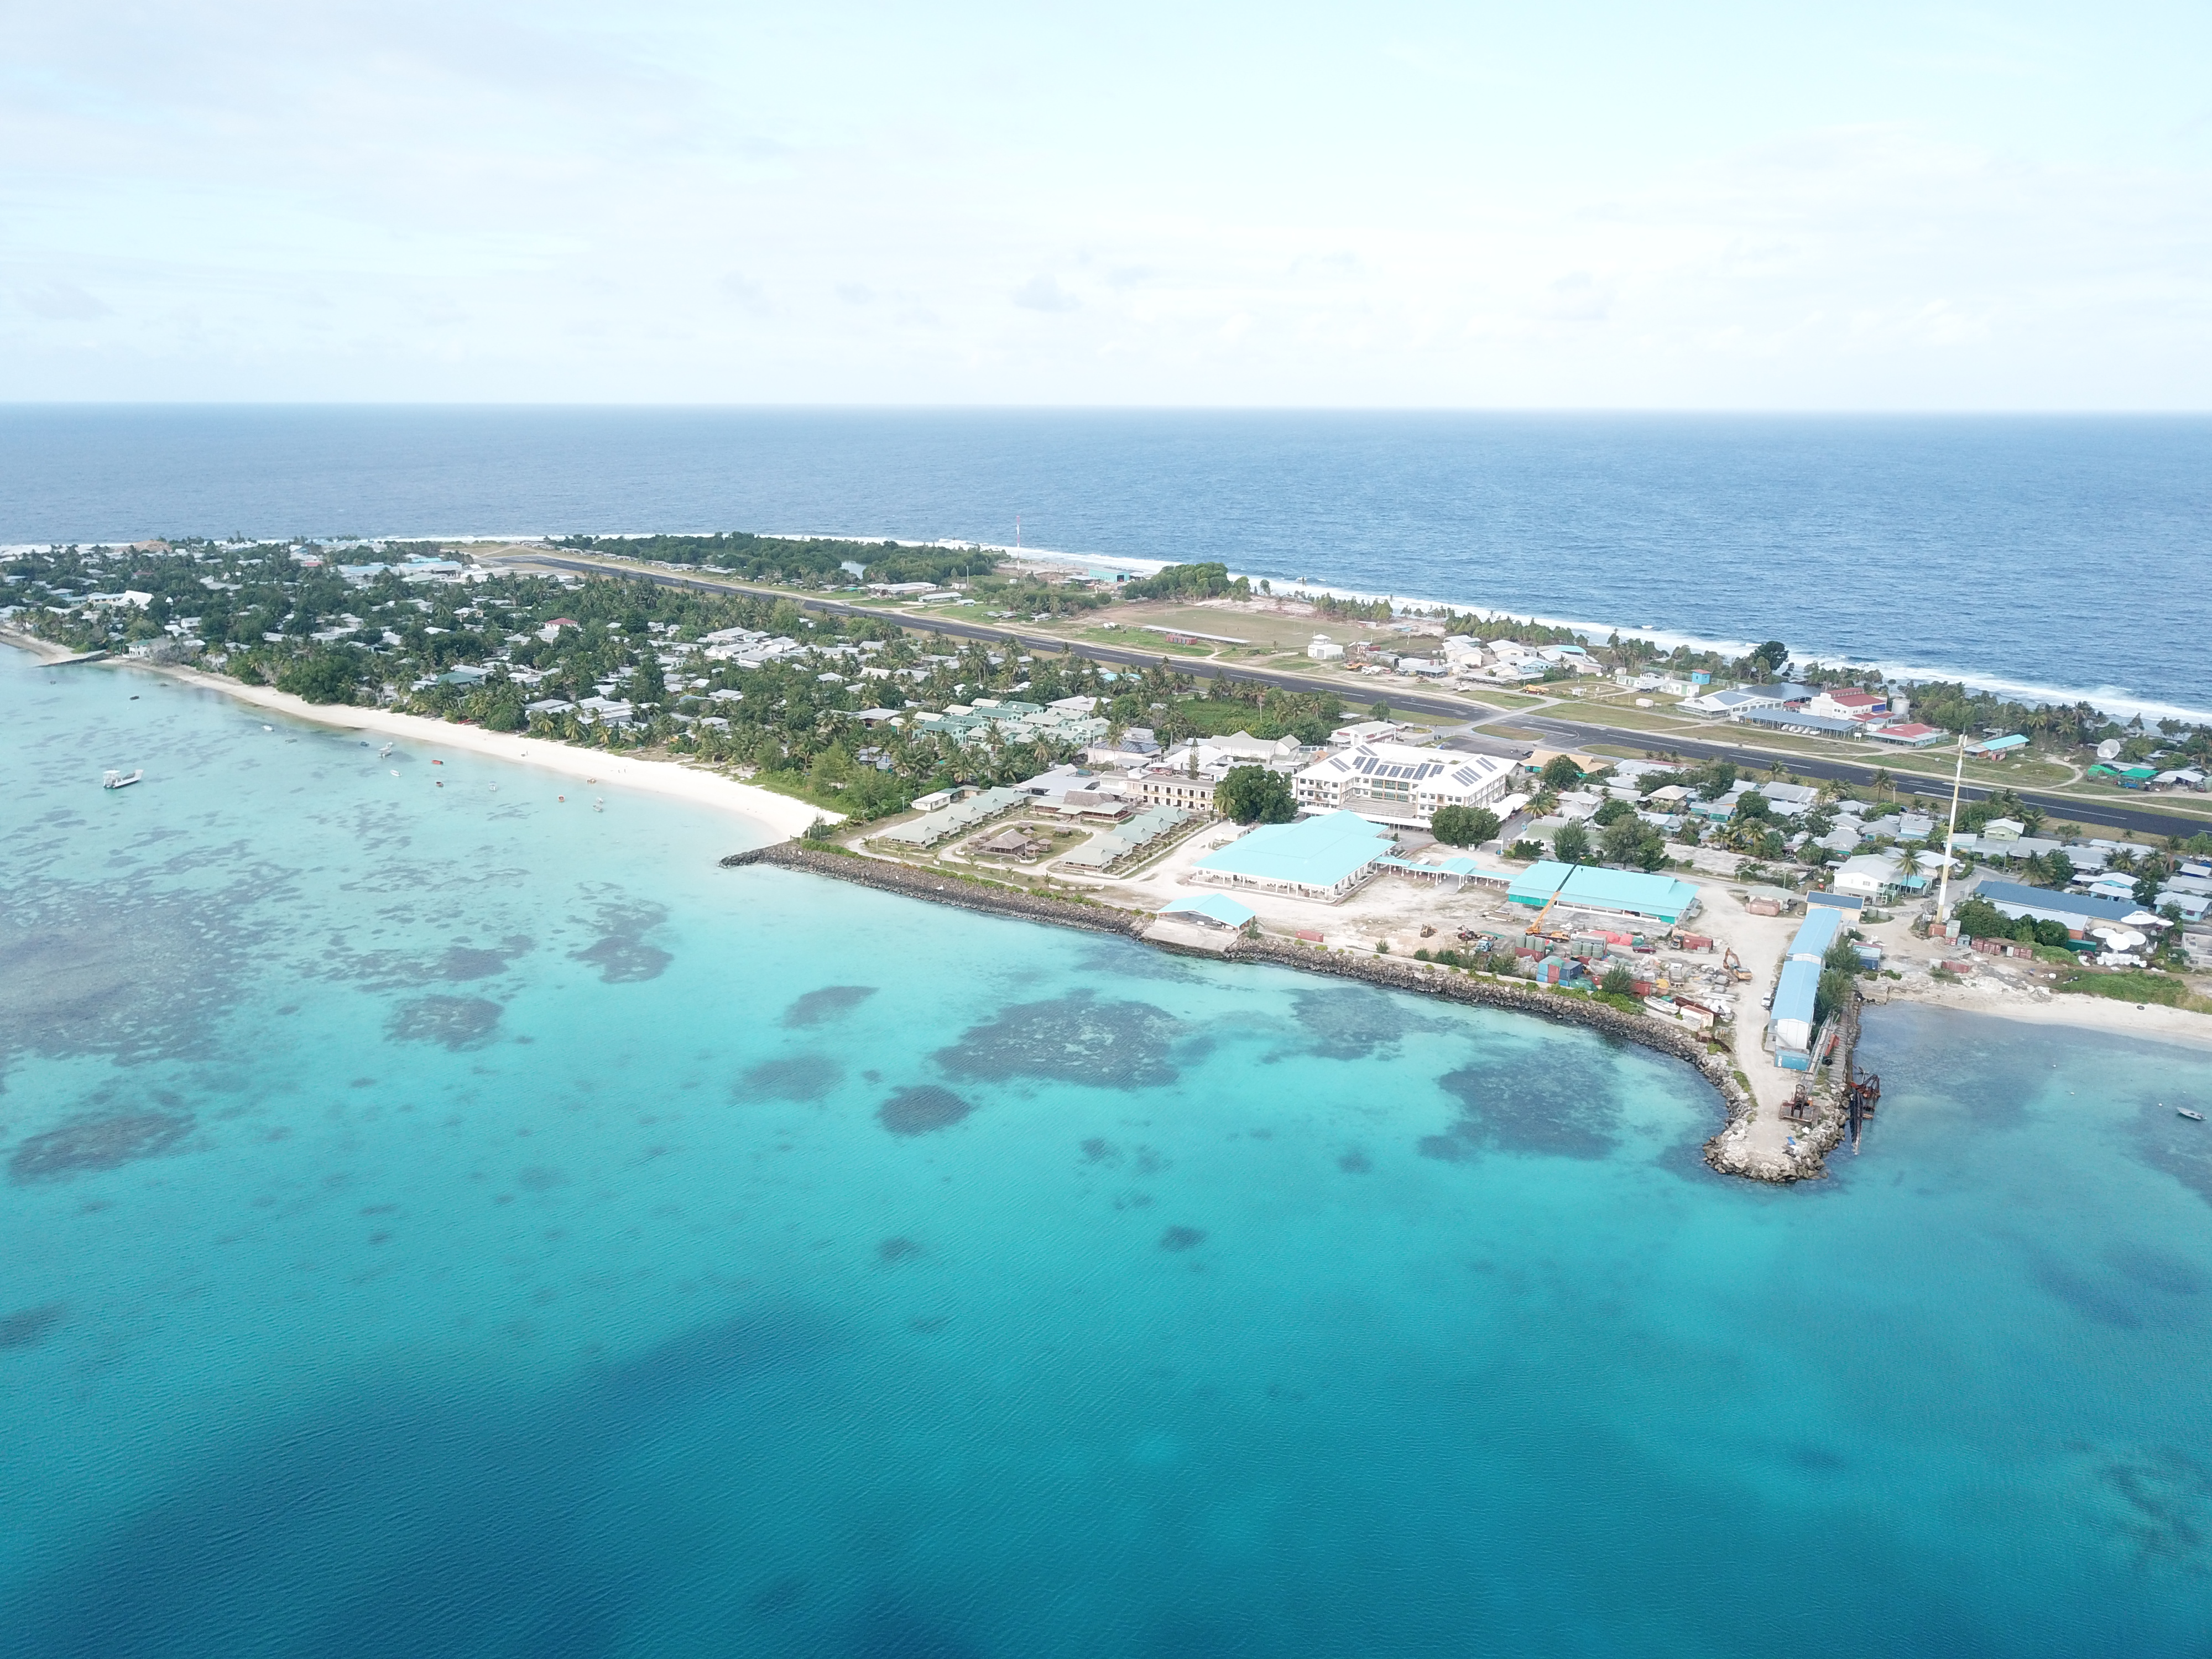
[1934,733,1966,925]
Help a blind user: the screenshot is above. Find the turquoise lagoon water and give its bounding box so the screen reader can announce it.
[3,646,2211,1658]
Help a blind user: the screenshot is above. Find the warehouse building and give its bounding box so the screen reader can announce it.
[1505,863,1702,926]
[1190,810,1397,902]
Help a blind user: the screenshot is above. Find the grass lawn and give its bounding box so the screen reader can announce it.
[2055,968,2212,1013]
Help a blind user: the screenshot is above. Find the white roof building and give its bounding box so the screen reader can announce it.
[1293,743,1514,826]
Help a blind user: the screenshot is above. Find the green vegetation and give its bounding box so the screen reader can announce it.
[556,531,995,588]
[1149,685,1342,745]
[8,540,1150,827]
[1600,963,1636,997]
[1121,562,1249,602]
[1430,805,1501,847]
[1215,765,1297,825]
[2055,969,2210,1011]
[1540,754,1584,790]
[1814,938,1859,1022]
[1952,895,2080,951]
[1552,822,1592,864]
[1599,815,1670,871]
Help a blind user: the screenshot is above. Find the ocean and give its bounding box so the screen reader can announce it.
[2,406,2209,717]
[4,645,2211,1656]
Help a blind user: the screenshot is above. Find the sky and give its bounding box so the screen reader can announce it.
[3,1,2209,406]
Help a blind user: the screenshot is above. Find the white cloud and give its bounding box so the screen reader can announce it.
[1011,275,1079,312]
[0,2,2206,405]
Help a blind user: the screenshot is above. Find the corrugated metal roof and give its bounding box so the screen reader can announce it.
[1772,957,1820,1027]
[1161,893,1256,927]
[1788,906,1843,961]
[1194,810,1395,889]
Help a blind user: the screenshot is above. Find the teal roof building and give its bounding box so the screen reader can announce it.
[1506,861,1700,926]
[1191,810,1396,901]
[1160,893,1258,929]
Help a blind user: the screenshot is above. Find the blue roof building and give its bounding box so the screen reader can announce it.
[1191,810,1396,901]
[1786,906,1842,962]
[1970,879,2145,937]
[1771,957,1822,1067]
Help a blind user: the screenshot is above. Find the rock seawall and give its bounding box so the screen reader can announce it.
[726,842,1807,1183]
[724,842,1142,937]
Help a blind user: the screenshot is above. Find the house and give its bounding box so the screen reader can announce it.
[1201,732,1306,770]
[1328,719,1405,747]
[1293,743,1514,826]
[1832,854,1903,899]
[1806,688,1890,723]
[1307,635,1346,661]
[972,826,1047,860]
[1980,818,2025,842]
[1190,810,1397,902]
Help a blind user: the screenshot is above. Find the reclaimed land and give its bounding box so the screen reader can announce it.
[725,841,1837,1184]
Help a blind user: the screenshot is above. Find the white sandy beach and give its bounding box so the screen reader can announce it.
[1,634,828,842]
[1881,977,2212,1051]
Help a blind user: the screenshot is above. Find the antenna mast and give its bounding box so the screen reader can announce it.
[1934,733,1966,924]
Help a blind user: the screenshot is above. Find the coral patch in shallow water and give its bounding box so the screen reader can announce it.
[387,996,504,1051]
[740,1055,844,1103]
[877,1086,974,1136]
[1288,985,1434,1061]
[1426,1057,1623,1161]
[9,1111,195,1182]
[935,992,1181,1088]
[779,985,878,1028]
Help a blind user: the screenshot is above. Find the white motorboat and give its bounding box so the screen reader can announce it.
[2179,1108,2205,1123]
[102,769,143,790]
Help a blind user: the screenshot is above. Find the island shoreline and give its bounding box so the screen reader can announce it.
[1,629,830,842]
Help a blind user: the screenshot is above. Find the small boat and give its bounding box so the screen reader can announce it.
[101,769,143,790]
[2180,1109,2206,1123]
[378,743,394,759]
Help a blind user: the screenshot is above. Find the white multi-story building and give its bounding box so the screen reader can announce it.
[1293,743,1514,826]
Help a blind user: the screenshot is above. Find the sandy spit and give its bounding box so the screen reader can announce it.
[3,634,828,842]
[1880,979,2212,1052]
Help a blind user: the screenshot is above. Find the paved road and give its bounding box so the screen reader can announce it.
[1504,714,2201,841]
[513,552,2208,842]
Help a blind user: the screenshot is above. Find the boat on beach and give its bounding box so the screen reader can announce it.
[101,769,143,790]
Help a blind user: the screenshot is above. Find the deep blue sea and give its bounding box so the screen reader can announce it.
[2,407,2208,716]
[7,646,2212,1656]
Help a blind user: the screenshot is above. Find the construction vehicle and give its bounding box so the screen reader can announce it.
[1721,947,1753,983]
